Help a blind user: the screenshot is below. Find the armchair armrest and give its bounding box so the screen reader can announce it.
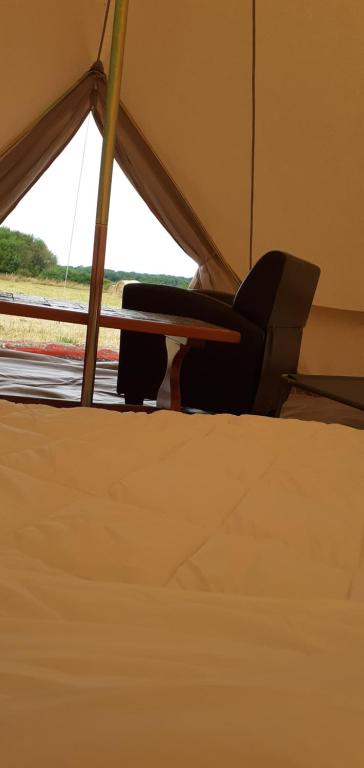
[191,289,235,306]
[121,282,255,335]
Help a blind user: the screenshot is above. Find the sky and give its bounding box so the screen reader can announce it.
[4,115,195,278]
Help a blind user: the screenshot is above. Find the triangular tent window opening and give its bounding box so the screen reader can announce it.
[0,115,195,355]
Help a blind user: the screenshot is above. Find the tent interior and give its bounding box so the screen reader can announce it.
[1,0,363,380]
[1,2,364,766]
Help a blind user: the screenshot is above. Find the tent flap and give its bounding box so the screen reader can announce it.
[0,62,239,291]
[96,80,240,291]
[0,70,98,224]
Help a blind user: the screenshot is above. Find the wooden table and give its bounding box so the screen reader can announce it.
[0,292,241,410]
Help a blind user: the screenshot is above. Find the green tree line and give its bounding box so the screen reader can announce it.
[0,227,191,288]
[0,227,57,276]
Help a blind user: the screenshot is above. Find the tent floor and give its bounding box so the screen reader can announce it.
[0,348,363,429]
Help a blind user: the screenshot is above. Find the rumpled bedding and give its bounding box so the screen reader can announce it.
[0,400,364,766]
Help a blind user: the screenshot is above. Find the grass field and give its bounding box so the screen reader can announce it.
[0,275,123,349]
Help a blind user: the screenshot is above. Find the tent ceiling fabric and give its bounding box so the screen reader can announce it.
[0,0,109,153]
[1,0,364,313]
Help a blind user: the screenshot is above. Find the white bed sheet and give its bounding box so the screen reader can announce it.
[1,402,364,766]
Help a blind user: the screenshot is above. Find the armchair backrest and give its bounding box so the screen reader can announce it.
[232,251,320,416]
[233,250,320,330]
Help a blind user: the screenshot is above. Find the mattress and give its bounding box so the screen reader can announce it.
[1,401,364,766]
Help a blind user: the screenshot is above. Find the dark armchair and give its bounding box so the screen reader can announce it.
[116,251,320,415]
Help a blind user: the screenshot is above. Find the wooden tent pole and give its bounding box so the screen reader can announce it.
[81,0,129,406]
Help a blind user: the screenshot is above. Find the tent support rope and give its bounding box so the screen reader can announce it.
[63,114,91,292]
[96,0,112,62]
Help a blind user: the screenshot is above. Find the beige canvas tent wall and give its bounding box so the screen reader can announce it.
[0,0,363,375]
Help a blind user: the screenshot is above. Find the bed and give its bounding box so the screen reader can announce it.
[1,400,364,766]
